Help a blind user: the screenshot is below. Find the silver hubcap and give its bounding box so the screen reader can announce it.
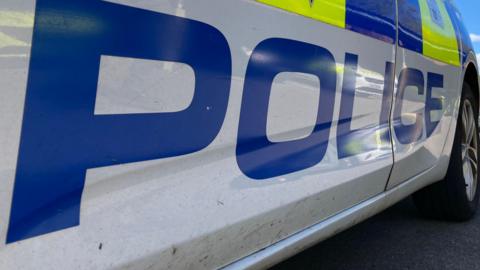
[461,99,478,201]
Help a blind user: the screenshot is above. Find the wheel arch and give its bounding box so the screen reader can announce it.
[463,52,479,108]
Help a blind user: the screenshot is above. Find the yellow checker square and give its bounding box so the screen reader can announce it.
[419,0,460,66]
[257,0,346,28]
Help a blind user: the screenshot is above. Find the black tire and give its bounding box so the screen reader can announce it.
[413,82,480,221]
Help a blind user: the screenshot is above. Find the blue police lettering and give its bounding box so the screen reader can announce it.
[7,0,231,243]
[337,53,395,158]
[393,68,444,144]
[236,38,336,179]
[425,72,444,137]
[7,0,446,244]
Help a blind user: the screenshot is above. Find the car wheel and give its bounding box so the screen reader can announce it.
[413,81,480,221]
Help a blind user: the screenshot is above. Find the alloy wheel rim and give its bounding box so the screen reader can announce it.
[461,99,478,202]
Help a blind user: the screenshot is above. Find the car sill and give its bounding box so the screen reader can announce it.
[221,163,445,270]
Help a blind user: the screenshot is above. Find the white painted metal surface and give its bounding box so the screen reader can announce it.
[0,0,475,269]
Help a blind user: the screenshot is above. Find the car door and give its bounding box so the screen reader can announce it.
[387,0,463,188]
[0,0,395,269]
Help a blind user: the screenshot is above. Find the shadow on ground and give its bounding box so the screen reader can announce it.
[271,197,480,270]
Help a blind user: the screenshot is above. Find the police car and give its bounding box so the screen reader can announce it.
[0,0,478,269]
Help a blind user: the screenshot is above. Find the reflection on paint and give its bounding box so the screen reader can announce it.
[0,32,28,49]
[341,126,391,157]
[0,11,34,27]
[0,10,33,59]
[35,10,104,34]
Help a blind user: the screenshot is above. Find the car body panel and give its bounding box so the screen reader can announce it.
[0,0,475,269]
[387,0,463,188]
[387,47,461,188]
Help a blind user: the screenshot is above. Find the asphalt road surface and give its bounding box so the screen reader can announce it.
[271,197,480,270]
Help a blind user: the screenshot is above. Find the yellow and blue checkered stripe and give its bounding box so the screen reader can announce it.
[257,0,397,44]
[257,0,347,29]
[399,0,460,66]
[257,0,462,67]
[418,0,459,66]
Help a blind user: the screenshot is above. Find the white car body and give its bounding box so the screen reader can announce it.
[0,0,478,269]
